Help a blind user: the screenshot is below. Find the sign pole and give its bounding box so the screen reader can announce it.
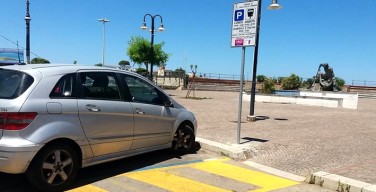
[237,46,246,144]
[231,0,259,144]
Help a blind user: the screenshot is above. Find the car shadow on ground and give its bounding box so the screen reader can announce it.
[0,142,201,192]
[70,142,201,189]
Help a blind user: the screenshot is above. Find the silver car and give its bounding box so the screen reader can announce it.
[0,64,197,191]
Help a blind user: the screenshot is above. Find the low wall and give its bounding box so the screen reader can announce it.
[155,76,183,89]
[299,91,358,109]
[243,91,358,109]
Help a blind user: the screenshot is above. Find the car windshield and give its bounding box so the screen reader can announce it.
[0,69,34,99]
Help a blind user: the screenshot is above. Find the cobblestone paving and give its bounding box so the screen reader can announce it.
[166,90,376,184]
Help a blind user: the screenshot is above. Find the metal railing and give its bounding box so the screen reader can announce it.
[351,80,376,87]
[196,72,243,80]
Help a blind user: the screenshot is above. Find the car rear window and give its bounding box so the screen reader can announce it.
[0,69,34,99]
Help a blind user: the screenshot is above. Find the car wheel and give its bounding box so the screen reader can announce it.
[171,124,195,154]
[26,143,78,192]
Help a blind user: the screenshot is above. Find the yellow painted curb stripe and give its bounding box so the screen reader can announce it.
[66,184,108,192]
[125,170,231,192]
[192,160,299,192]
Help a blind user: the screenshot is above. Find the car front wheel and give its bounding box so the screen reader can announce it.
[171,124,195,154]
[26,143,78,192]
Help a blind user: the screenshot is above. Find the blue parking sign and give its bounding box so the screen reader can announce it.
[234,9,244,21]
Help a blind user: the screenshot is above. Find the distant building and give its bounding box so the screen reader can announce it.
[157,66,165,76]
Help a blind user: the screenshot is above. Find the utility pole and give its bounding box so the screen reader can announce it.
[98,18,110,66]
[25,0,31,64]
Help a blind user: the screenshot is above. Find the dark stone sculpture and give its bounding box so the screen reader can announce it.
[311,63,339,91]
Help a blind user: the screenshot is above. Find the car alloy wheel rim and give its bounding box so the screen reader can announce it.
[42,149,73,185]
[173,129,191,150]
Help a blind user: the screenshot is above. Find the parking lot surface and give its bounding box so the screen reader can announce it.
[166,90,376,185]
[0,148,334,192]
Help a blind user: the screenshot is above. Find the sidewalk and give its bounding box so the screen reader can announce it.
[166,90,376,191]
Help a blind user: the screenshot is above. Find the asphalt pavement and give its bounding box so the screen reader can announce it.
[166,89,376,192]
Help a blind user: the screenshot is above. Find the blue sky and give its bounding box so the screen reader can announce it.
[1,0,375,84]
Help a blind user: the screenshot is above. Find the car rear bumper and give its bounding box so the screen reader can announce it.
[0,137,41,174]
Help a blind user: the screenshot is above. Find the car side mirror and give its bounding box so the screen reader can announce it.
[164,100,173,107]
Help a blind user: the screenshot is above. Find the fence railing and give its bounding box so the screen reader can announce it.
[196,72,243,80]
[351,80,376,87]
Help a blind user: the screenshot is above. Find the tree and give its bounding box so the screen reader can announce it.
[73,60,77,64]
[31,57,50,64]
[118,60,130,66]
[282,73,302,90]
[152,43,169,67]
[335,77,345,90]
[256,75,267,83]
[272,76,285,83]
[135,68,148,77]
[302,76,315,88]
[260,78,275,94]
[126,36,169,71]
[174,67,186,78]
[175,67,186,74]
[94,63,102,67]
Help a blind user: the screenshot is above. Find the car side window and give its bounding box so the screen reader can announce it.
[79,72,121,100]
[122,75,165,105]
[50,73,76,98]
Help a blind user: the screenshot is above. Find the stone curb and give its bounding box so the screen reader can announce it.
[196,137,252,161]
[307,171,376,192]
[197,137,376,192]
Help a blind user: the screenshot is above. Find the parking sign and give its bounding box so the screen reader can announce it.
[234,9,245,21]
[231,1,259,47]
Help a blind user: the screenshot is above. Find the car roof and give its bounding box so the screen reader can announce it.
[0,64,134,76]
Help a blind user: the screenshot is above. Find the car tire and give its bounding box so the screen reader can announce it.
[26,143,79,192]
[171,124,195,155]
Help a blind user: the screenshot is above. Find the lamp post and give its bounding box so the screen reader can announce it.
[141,14,165,81]
[98,18,110,66]
[248,0,282,121]
[268,0,283,10]
[25,0,31,64]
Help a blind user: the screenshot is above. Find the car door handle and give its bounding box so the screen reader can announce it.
[134,107,145,115]
[86,104,101,112]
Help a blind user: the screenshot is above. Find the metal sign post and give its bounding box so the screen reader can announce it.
[231,0,259,144]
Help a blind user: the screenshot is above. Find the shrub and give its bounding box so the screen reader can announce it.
[282,73,302,90]
[256,75,267,83]
[302,77,315,89]
[261,78,275,94]
[335,77,345,90]
[135,68,149,77]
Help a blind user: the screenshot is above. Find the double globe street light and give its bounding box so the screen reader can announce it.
[140,14,165,81]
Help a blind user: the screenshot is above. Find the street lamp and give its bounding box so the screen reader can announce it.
[268,0,282,10]
[140,14,165,81]
[248,0,282,121]
[98,18,110,66]
[25,0,31,64]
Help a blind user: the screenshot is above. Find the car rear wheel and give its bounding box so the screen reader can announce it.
[171,124,195,154]
[26,143,78,192]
